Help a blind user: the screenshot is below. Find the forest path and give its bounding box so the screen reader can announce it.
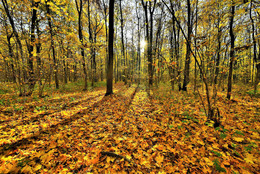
[0,85,259,173]
[0,85,128,154]
[0,88,105,124]
[0,86,203,173]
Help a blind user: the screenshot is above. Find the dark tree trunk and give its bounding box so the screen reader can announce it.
[2,13,15,83]
[2,0,23,67]
[27,1,39,95]
[214,7,221,85]
[46,0,59,89]
[2,0,24,94]
[6,32,16,83]
[227,1,235,100]
[76,0,88,90]
[105,0,115,96]
[182,0,191,91]
[36,18,42,86]
[194,0,198,92]
[135,0,141,84]
[168,1,176,90]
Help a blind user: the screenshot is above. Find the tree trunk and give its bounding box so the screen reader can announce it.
[6,33,16,83]
[194,0,198,93]
[214,10,221,85]
[27,1,39,95]
[76,0,88,90]
[250,0,259,93]
[135,1,141,84]
[36,18,42,87]
[105,0,115,96]
[148,1,156,87]
[46,0,59,89]
[2,0,24,95]
[227,1,235,100]
[119,0,126,85]
[182,0,191,91]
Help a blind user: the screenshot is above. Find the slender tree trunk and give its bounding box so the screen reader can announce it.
[136,2,141,84]
[169,27,175,90]
[194,0,198,93]
[73,58,77,82]
[7,34,16,83]
[214,10,221,85]
[87,0,95,88]
[46,0,59,89]
[148,1,156,87]
[250,0,259,93]
[101,0,108,79]
[227,1,235,100]
[105,0,115,96]
[2,54,8,81]
[93,33,98,83]
[2,13,15,83]
[142,0,149,85]
[182,0,191,91]
[119,0,126,85]
[27,1,39,95]
[36,18,42,87]
[2,0,24,94]
[76,0,88,90]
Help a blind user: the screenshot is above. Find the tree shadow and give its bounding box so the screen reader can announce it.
[0,86,136,157]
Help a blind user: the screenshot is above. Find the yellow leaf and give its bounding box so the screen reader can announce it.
[155,154,164,164]
[212,143,219,149]
[223,143,229,149]
[198,140,205,145]
[61,168,69,172]
[83,156,89,161]
[154,144,164,151]
[140,159,149,165]
[222,160,230,166]
[204,157,213,166]
[251,132,259,139]
[126,155,132,160]
[34,164,42,171]
[244,153,255,164]
[21,165,33,173]
[117,137,125,141]
[233,137,244,142]
[202,166,212,173]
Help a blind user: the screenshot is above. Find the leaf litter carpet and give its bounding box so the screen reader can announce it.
[0,85,259,173]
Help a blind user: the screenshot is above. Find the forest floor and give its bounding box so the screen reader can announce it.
[0,82,259,173]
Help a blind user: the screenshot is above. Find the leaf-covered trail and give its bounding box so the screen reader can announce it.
[0,86,115,124]
[0,85,135,172]
[0,85,259,173]
[0,84,127,150]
